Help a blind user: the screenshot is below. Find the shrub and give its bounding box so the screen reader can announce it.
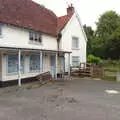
[88,55,102,64]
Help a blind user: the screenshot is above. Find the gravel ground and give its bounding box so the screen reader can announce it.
[0,78,120,120]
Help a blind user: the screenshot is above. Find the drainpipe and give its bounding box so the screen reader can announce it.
[57,33,62,55]
[56,33,62,78]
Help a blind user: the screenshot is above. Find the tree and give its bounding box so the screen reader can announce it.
[83,25,94,55]
[94,10,120,59]
[106,27,120,59]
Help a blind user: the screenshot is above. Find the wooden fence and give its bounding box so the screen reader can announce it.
[71,63,104,78]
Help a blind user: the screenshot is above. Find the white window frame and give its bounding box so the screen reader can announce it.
[72,36,79,49]
[29,54,40,72]
[7,54,24,75]
[29,31,42,44]
[72,56,80,67]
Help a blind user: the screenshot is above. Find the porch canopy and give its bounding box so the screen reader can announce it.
[0,46,71,54]
[0,46,71,87]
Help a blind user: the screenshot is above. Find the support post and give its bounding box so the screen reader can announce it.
[63,55,65,73]
[18,49,21,87]
[40,51,43,72]
[55,53,58,79]
[62,54,66,79]
[68,53,71,79]
[1,52,4,81]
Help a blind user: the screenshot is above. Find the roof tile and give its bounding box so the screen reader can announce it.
[0,0,57,36]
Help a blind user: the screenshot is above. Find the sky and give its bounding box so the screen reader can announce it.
[33,0,120,29]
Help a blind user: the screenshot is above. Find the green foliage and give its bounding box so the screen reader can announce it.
[84,10,120,59]
[87,55,102,64]
[83,25,94,55]
[95,11,120,59]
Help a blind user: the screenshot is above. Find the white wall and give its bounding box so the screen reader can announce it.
[0,24,57,51]
[60,13,87,71]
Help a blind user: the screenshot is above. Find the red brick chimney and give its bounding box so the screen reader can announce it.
[67,4,75,16]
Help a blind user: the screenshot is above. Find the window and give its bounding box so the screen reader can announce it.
[35,33,38,41]
[29,55,40,72]
[7,54,24,74]
[0,23,2,36]
[29,32,33,40]
[72,36,79,49]
[72,56,80,67]
[29,31,42,43]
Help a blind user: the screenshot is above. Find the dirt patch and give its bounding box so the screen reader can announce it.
[65,96,78,103]
[47,94,59,103]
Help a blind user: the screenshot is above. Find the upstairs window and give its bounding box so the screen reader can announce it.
[72,36,79,49]
[0,23,2,36]
[29,32,34,40]
[29,31,42,43]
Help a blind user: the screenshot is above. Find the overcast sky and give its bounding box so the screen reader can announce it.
[33,0,120,29]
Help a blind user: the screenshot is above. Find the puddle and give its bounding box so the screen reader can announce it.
[105,90,119,94]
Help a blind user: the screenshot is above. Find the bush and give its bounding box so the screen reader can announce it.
[88,55,102,64]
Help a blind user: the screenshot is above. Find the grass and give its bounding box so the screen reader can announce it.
[103,75,116,81]
[104,65,120,72]
[103,61,120,81]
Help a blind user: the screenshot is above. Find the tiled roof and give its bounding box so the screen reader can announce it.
[57,15,72,34]
[0,0,58,36]
[0,0,73,36]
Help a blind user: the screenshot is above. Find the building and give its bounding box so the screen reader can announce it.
[0,0,87,87]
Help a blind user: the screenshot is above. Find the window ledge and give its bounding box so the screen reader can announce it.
[29,41,43,46]
[72,48,80,50]
[7,72,24,76]
[29,70,40,73]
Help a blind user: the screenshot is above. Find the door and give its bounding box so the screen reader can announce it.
[50,55,56,78]
[60,56,65,72]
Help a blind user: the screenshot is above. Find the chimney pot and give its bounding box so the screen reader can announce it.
[67,4,74,16]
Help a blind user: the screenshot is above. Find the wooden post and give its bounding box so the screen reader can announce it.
[18,49,21,87]
[55,53,58,79]
[90,65,93,78]
[63,55,65,73]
